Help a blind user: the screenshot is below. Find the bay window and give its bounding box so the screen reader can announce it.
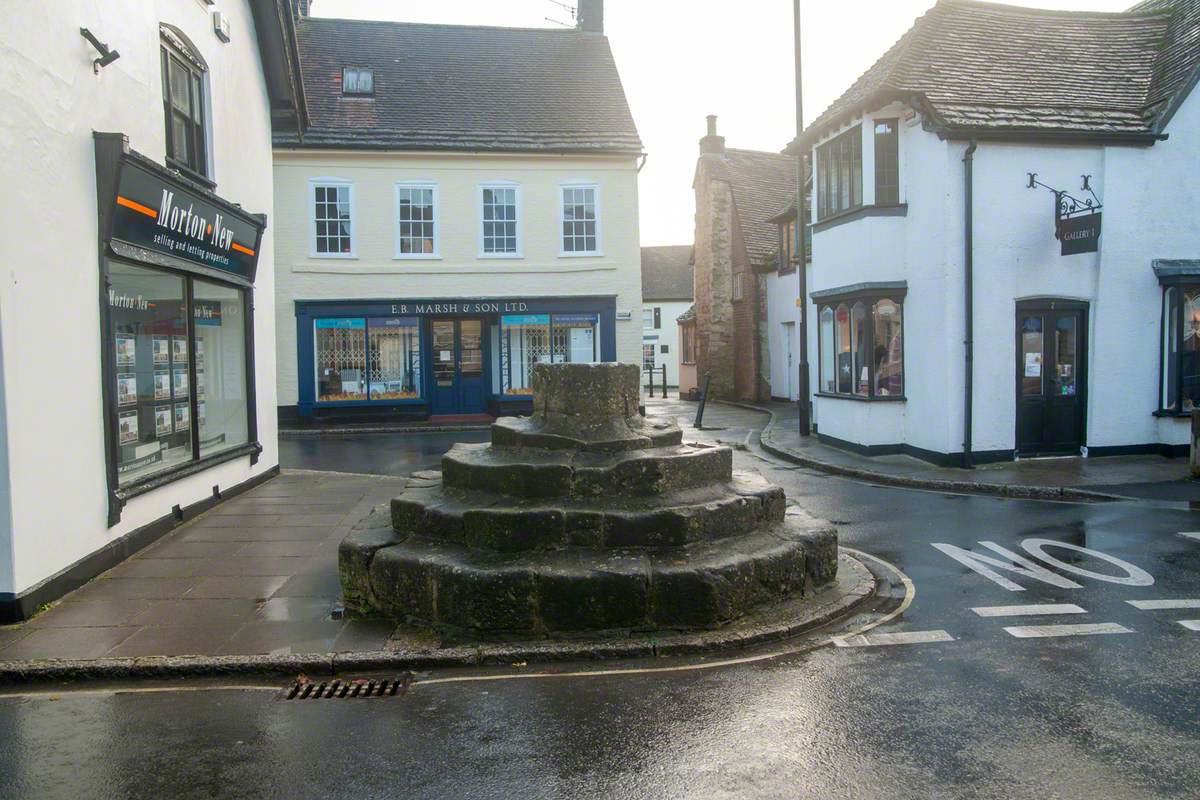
[816,125,862,219]
[1160,284,1200,413]
[814,285,905,400]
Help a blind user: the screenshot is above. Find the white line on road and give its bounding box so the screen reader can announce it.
[1126,599,1200,610]
[971,603,1086,617]
[1179,532,1200,541]
[1179,620,1200,631]
[834,630,955,648]
[1003,622,1133,639]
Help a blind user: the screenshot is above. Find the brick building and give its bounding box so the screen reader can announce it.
[691,116,798,401]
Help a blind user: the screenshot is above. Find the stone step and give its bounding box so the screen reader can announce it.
[389,471,785,552]
[490,414,683,453]
[440,441,732,498]
[360,515,837,634]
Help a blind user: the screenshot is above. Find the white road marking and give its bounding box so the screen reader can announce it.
[1003,622,1133,638]
[1126,599,1200,610]
[1178,620,1200,631]
[1020,539,1155,587]
[1179,532,1200,542]
[931,541,1082,592]
[971,603,1086,617]
[834,630,955,648]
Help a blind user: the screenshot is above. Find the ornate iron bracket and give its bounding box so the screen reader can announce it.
[1027,173,1102,240]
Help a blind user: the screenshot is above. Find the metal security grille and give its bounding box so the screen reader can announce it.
[282,675,412,700]
[367,324,420,399]
[316,326,366,401]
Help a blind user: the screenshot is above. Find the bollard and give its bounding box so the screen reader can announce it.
[1192,409,1200,478]
[694,371,712,429]
[661,364,667,396]
[647,366,656,398]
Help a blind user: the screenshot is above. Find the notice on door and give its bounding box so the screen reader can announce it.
[1024,352,1042,378]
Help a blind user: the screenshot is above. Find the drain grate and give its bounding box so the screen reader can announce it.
[283,674,412,700]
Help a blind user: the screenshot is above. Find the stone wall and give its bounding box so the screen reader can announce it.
[692,160,737,399]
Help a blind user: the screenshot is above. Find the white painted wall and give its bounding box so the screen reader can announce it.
[765,270,800,400]
[642,300,689,387]
[273,150,643,406]
[806,93,1200,459]
[0,0,279,595]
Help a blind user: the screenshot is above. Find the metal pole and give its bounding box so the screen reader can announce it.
[694,371,712,429]
[794,0,811,436]
[648,365,655,398]
[962,140,977,469]
[661,364,667,397]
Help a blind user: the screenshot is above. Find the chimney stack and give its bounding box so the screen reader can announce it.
[577,0,603,34]
[700,115,725,155]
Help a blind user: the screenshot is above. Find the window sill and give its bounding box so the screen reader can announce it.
[558,251,604,259]
[478,253,523,260]
[315,398,425,407]
[812,203,907,234]
[1152,409,1194,418]
[115,441,262,506]
[165,159,216,191]
[393,254,441,261]
[309,253,358,260]
[816,392,906,403]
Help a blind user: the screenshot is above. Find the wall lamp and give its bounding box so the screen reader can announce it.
[80,27,120,74]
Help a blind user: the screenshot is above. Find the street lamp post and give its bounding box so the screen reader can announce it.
[794,0,811,436]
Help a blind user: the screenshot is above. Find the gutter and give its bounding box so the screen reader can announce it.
[962,140,977,469]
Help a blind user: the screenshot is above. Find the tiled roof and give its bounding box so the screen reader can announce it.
[276,17,642,153]
[705,149,799,266]
[677,304,696,324]
[798,0,1200,147]
[641,246,694,301]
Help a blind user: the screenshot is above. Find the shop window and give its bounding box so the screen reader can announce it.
[816,125,862,219]
[160,28,208,181]
[499,314,597,393]
[193,280,248,456]
[312,181,354,256]
[1160,285,1200,413]
[817,292,904,400]
[368,318,421,399]
[561,185,599,254]
[108,262,249,486]
[315,318,367,402]
[315,316,422,404]
[499,314,549,393]
[481,184,520,256]
[874,119,900,205]
[396,184,437,257]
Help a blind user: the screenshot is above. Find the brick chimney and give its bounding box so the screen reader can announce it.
[700,115,725,156]
[577,0,603,34]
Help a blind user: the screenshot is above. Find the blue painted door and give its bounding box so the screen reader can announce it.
[430,319,487,415]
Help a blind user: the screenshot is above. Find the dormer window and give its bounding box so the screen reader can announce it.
[342,68,373,96]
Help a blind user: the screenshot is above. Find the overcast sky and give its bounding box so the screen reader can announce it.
[312,0,1132,246]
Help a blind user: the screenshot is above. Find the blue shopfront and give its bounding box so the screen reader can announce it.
[290,296,617,421]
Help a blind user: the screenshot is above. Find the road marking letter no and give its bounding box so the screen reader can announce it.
[932,539,1154,592]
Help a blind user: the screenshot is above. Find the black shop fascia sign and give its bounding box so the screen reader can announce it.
[1026,173,1102,257]
[94,132,265,286]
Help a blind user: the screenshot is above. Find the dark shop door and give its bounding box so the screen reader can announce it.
[431,319,486,415]
[1016,302,1087,456]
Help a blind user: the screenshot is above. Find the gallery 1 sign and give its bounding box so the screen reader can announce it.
[108,158,264,281]
[1058,211,1101,256]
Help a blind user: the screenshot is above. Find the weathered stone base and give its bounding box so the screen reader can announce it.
[341,504,837,636]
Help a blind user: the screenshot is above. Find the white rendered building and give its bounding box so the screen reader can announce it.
[641,246,694,389]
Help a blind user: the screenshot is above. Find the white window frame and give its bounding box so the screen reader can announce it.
[478,181,522,259]
[733,272,745,302]
[309,178,357,259]
[393,181,440,259]
[558,181,603,257]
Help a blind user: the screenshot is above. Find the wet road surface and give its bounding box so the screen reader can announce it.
[3,409,1197,799]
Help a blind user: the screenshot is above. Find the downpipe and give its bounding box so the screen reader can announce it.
[962,140,977,469]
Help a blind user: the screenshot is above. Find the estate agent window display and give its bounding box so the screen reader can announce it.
[95,134,264,525]
[1159,284,1200,414]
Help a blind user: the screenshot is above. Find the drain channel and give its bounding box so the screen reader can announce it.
[283,674,412,700]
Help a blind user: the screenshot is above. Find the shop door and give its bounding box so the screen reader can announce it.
[431,319,486,414]
[1016,303,1086,456]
